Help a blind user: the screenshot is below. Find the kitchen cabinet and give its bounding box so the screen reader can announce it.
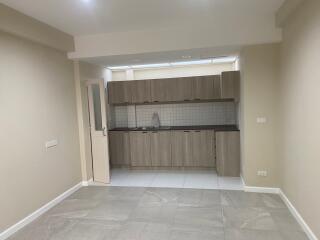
[129,131,151,167]
[109,131,130,166]
[150,131,172,167]
[108,81,132,104]
[150,78,173,102]
[173,77,193,101]
[221,71,240,101]
[171,130,193,167]
[131,80,151,103]
[193,75,221,100]
[192,130,215,167]
[216,131,240,177]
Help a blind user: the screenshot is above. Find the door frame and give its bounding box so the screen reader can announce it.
[86,79,110,184]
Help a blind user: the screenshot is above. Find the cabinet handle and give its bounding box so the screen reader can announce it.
[195,130,201,132]
[184,131,190,132]
[142,131,148,134]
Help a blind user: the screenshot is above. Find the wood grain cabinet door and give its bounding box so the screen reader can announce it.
[192,130,215,167]
[172,77,193,102]
[131,80,151,103]
[193,75,221,100]
[216,131,240,177]
[150,131,172,167]
[150,79,172,102]
[107,81,132,104]
[171,131,193,167]
[129,131,151,167]
[109,131,131,166]
[108,81,123,104]
[221,71,240,101]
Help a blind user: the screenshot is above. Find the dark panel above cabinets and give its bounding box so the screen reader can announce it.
[107,71,240,105]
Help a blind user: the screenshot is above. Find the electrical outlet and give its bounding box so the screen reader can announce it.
[257,170,267,177]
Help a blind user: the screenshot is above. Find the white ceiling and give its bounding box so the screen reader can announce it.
[0,0,285,36]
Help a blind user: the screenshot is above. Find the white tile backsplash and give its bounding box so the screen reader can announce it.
[112,102,236,128]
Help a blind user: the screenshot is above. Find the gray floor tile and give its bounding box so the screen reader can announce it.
[54,219,119,240]
[85,199,136,222]
[261,194,287,209]
[177,189,203,207]
[8,186,306,240]
[129,204,177,224]
[221,190,265,208]
[174,206,223,229]
[270,209,304,232]
[170,227,224,240]
[138,188,181,207]
[223,206,277,231]
[224,228,284,240]
[8,216,79,240]
[46,199,100,218]
[280,230,310,240]
[113,221,146,240]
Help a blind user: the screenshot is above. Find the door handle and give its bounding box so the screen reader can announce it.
[102,127,107,136]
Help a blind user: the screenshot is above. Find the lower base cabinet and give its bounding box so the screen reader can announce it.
[171,130,215,167]
[109,129,239,172]
[192,130,215,167]
[150,131,172,167]
[109,131,130,167]
[171,131,193,167]
[216,131,240,177]
[129,131,151,167]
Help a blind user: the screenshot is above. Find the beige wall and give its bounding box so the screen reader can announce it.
[279,0,320,237]
[0,31,81,231]
[0,3,74,52]
[240,43,280,188]
[74,61,105,181]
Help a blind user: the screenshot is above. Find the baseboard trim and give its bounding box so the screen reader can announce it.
[279,190,318,240]
[244,185,280,194]
[242,182,317,240]
[241,176,280,194]
[82,178,93,186]
[0,182,83,240]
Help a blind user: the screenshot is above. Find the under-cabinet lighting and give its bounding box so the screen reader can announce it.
[108,66,130,70]
[131,63,171,69]
[106,56,237,70]
[170,59,212,66]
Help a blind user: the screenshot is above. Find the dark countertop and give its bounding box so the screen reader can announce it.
[109,125,239,132]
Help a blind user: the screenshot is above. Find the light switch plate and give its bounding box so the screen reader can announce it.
[45,140,58,149]
[257,170,268,177]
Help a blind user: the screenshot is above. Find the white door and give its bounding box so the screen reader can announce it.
[87,79,110,184]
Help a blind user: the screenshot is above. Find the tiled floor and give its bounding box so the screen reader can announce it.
[107,169,244,190]
[8,187,308,240]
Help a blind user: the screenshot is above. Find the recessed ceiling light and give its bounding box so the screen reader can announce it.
[181,55,192,59]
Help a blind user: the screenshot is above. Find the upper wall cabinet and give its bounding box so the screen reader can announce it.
[193,75,221,100]
[131,80,151,103]
[173,77,194,102]
[151,78,172,102]
[108,81,132,104]
[221,71,240,102]
[107,71,240,104]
